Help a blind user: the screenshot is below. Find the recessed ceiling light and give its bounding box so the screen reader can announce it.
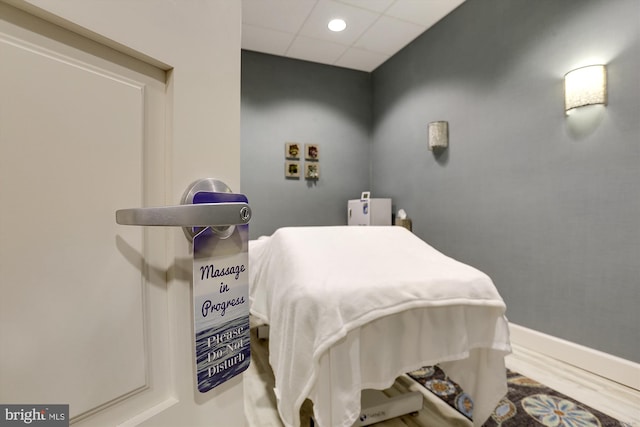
[328,18,346,32]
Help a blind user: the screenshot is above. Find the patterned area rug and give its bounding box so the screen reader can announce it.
[407,366,632,426]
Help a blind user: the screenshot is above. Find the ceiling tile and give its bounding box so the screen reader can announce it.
[286,35,348,65]
[385,0,465,27]
[242,25,294,56]
[241,0,317,33]
[240,0,466,72]
[355,15,425,55]
[335,0,395,13]
[334,47,390,72]
[298,0,380,46]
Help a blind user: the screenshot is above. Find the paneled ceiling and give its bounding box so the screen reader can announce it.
[241,0,465,72]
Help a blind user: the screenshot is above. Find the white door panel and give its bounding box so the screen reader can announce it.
[1,3,173,425]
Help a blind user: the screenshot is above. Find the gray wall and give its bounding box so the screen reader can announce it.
[241,52,372,238]
[372,0,640,362]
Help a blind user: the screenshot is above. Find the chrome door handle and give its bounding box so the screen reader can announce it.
[115,203,251,227]
[115,178,250,240]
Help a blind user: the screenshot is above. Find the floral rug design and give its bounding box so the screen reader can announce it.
[407,366,632,426]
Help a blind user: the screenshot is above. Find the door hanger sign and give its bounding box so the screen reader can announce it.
[192,191,250,393]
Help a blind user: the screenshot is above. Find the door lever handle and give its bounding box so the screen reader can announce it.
[115,202,251,227]
[115,178,251,241]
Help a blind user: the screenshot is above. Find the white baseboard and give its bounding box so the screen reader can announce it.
[508,323,640,391]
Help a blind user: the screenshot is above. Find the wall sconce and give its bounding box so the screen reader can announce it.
[428,121,448,151]
[564,65,607,114]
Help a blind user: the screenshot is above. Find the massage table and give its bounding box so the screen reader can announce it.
[248,226,511,427]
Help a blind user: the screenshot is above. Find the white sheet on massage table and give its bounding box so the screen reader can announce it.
[248,226,511,427]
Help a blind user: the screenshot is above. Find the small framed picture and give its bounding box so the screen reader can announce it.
[285,142,301,159]
[305,163,319,180]
[305,144,319,161]
[360,191,370,201]
[285,161,300,178]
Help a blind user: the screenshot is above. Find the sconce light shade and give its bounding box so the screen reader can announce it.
[428,121,449,151]
[564,65,607,113]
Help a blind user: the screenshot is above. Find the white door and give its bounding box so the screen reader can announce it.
[0,3,244,426]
